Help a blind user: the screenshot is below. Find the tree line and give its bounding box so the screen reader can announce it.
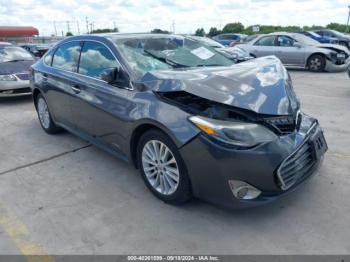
[194,22,350,37]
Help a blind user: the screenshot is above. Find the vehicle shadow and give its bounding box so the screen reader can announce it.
[0,95,33,105]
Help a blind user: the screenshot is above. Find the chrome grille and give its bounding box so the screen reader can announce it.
[276,140,316,190]
[15,73,29,80]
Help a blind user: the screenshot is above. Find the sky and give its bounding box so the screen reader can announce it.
[0,0,349,36]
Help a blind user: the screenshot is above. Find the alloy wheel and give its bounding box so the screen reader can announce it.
[142,140,180,195]
[37,97,50,129]
[309,57,322,71]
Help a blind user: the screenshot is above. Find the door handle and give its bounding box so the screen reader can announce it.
[71,85,81,93]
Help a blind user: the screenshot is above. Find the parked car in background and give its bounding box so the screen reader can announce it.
[30,34,327,209]
[0,43,35,96]
[186,35,253,63]
[212,33,247,46]
[298,31,338,44]
[239,34,262,44]
[20,44,49,58]
[239,32,350,72]
[314,29,350,49]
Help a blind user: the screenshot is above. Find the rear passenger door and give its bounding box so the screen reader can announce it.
[44,41,82,127]
[70,40,132,153]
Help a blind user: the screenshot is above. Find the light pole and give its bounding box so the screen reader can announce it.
[347,5,350,33]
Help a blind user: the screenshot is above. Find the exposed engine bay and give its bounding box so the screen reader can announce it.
[157,91,300,136]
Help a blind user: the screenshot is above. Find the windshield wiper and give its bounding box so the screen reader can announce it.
[196,64,223,67]
[143,49,189,68]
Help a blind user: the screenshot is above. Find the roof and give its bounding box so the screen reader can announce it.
[0,26,39,37]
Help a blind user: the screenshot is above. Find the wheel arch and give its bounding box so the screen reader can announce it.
[306,52,327,69]
[129,121,179,169]
[32,88,42,109]
[306,52,327,63]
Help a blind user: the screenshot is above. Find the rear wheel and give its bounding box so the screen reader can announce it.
[137,129,192,204]
[36,94,63,134]
[307,54,326,72]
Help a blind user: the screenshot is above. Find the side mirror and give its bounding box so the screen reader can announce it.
[101,68,130,88]
[293,42,302,48]
[101,68,118,83]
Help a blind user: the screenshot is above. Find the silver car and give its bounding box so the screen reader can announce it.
[186,35,253,63]
[239,32,350,72]
[0,43,35,97]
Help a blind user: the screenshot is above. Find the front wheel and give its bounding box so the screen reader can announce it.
[137,129,192,204]
[36,93,63,134]
[307,54,326,72]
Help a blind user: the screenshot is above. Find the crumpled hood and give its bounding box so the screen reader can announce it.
[142,56,299,115]
[316,43,350,54]
[0,60,34,75]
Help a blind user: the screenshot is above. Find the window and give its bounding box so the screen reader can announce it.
[325,31,335,37]
[43,49,54,65]
[52,42,81,72]
[78,41,119,79]
[254,36,276,46]
[277,36,295,47]
[219,34,238,40]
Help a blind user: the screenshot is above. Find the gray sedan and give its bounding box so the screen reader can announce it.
[239,32,350,72]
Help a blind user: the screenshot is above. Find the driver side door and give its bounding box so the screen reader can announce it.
[274,35,305,66]
[70,40,133,155]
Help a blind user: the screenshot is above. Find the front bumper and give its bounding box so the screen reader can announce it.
[180,113,327,209]
[325,57,350,72]
[0,79,31,97]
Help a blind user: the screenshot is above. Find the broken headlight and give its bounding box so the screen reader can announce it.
[189,115,277,148]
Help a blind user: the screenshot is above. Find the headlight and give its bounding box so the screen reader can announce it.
[0,74,17,81]
[189,115,277,148]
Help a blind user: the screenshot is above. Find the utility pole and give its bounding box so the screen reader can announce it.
[90,22,93,34]
[66,21,71,34]
[76,20,80,35]
[172,20,175,33]
[85,17,89,34]
[113,21,117,32]
[53,21,57,36]
[347,5,350,33]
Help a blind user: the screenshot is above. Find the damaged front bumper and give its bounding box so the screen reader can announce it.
[179,113,327,209]
[325,57,350,72]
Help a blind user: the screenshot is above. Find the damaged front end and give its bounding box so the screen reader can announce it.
[319,44,350,72]
[143,56,301,146]
[157,90,301,138]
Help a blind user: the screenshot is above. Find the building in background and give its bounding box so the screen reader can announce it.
[0,26,63,44]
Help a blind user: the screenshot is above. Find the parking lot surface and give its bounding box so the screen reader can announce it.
[0,71,349,255]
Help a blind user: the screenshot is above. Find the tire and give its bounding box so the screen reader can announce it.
[35,93,63,134]
[307,54,326,72]
[136,129,192,204]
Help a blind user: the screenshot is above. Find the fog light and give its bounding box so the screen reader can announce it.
[228,180,261,200]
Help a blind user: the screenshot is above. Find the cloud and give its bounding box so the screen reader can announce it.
[0,0,349,36]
